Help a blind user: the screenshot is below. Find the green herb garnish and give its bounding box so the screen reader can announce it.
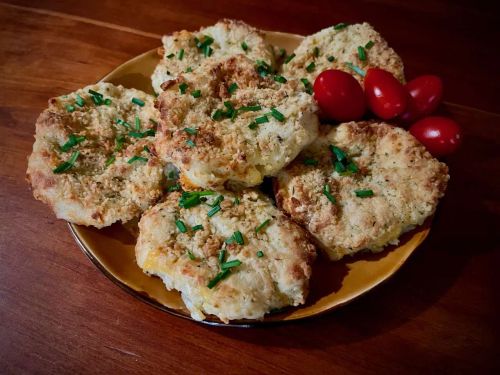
[186,139,196,148]
[53,151,80,174]
[185,67,193,73]
[255,60,273,77]
[60,134,86,152]
[228,82,238,95]
[65,104,75,113]
[105,155,115,167]
[127,155,148,164]
[131,97,145,107]
[191,90,201,98]
[357,46,367,61]
[207,269,231,289]
[354,189,374,198]
[284,53,296,64]
[273,75,287,84]
[166,184,181,192]
[179,190,215,209]
[75,94,85,107]
[114,135,125,151]
[365,40,375,49]
[187,250,196,260]
[327,55,335,62]
[166,53,175,59]
[241,41,248,51]
[270,108,285,122]
[257,251,264,258]
[345,62,366,77]
[192,224,203,232]
[334,22,348,30]
[306,62,316,73]
[323,184,336,204]
[179,82,188,94]
[221,259,242,270]
[175,219,187,233]
[178,48,184,60]
[330,145,347,162]
[207,205,221,217]
[115,118,131,129]
[255,219,271,233]
[184,127,197,135]
[300,78,313,94]
[135,116,141,131]
[239,105,262,112]
[218,249,226,264]
[313,46,320,58]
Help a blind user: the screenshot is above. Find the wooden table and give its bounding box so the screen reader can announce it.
[1,1,499,373]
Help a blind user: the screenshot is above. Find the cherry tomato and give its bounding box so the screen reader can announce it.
[400,75,443,123]
[364,68,408,120]
[313,69,366,122]
[409,116,462,157]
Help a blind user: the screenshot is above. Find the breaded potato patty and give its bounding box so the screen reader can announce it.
[281,23,404,87]
[155,54,319,189]
[275,121,449,260]
[151,19,273,94]
[135,189,316,323]
[27,83,164,228]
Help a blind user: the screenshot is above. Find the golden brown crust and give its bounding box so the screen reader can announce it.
[26,83,164,228]
[155,54,319,189]
[275,121,449,260]
[135,189,316,323]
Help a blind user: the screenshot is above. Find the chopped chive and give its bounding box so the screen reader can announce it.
[179,190,215,209]
[233,197,240,206]
[255,60,273,77]
[303,158,318,166]
[192,224,203,232]
[186,139,196,148]
[88,89,103,98]
[203,45,213,57]
[355,189,374,198]
[115,118,131,129]
[175,219,187,233]
[105,155,115,167]
[300,78,313,94]
[284,53,296,64]
[345,62,366,77]
[114,135,125,151]
[131,97,145,107]
[270,108,285,122]
[135,116,141,131]
[255,219,271,233]
[228,82,238,95]
[248,122,258,130]
[53,151,80,174]
[128,129,155,138]
[334,22,348,30]
[330,145,347,162]
[257,251,264,258]
[179,83,188,94]
[149,118,158,126]
[191,90,201,98]
[357,46,367,61]
[184,127,197,135]
[218,249,226,264]
[166,184,181,192]
[313,46,320,58]
[207,269,231,289]
[185,67,193,73]
[230,231,243,245]
[60,134,86,152]
[90,95,102,106]
[306,62,316,73]
[207,205,221,217]
[335,161,346,173]
[65,104,75,113]
[166,53,175,59]
[127,155,148,164]
[75,94,85,107]
[212,109,223,121]
[178,48,184,60]
[365,40,375,49]
[104,98,112,105]
[208,195,224,207]
[239,105,262,112]
[241,41,248,51]
[221,259,242,270]
[187,250,196,260]
[323,184,336,204]
[143,146,151,154]
[273,75,287,84]
[278,48,286,58]
[327,55,335,62]
[255,115,269,124]
[346,162,359,173]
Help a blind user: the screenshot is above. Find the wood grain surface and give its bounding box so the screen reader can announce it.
[0,1,499,373]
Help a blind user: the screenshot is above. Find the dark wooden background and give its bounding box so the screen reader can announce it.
[1,1,499,373]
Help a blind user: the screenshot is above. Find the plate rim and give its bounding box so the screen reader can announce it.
[68,29,431,327]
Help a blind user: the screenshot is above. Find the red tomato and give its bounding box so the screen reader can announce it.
[400,75,443,123]
[364,68,408,120]
[313,69,366,122]
[409,116,462,157]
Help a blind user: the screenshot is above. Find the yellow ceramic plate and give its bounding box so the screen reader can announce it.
[69,30,431,327]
